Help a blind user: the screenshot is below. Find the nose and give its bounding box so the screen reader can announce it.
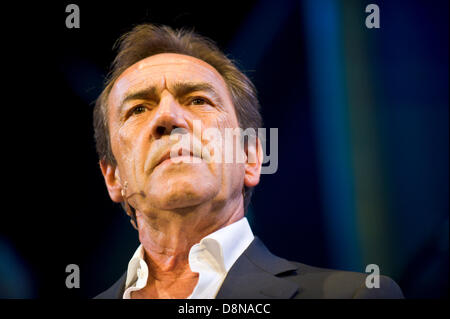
[148,92,189,139]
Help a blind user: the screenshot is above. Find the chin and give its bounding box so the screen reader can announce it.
[146,172,219,210]
[147,186,217,210]
[142,161,221,210]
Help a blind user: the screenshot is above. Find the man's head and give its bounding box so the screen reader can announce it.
[94,24,262,217]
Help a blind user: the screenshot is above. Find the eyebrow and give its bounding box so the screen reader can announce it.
[118,81,224,113]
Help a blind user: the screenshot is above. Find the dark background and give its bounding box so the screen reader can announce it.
[0,0,448,298]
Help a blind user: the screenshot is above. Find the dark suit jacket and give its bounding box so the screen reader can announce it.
[95,237,404,299]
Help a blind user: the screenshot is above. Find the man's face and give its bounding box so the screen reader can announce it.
[105,53,251,212]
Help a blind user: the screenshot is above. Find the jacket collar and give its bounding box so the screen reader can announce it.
[215,236,299,299]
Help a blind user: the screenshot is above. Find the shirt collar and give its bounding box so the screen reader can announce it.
[192,217,254,273]
[125,244,146,288]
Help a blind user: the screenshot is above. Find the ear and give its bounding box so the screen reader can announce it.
[244,137,263,188]
[99,160,124,203]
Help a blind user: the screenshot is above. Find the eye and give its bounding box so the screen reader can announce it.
[189,97,210,106]
[130,105,148,116]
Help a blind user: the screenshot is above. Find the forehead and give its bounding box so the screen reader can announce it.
[109,53,229,105]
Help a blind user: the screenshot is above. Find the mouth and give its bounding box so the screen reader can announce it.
[153,148,202,170]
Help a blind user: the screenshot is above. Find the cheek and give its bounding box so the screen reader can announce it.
[216,162,245,200]
[111,121,150,185]
[208,116,246,192]
[114,126,135,165]
[116,115,152,155]
[215,111,237,130]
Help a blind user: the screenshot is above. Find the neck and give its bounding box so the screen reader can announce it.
[134,196,244,295]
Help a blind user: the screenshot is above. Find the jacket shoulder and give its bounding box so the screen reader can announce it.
[94,272,127,299]
[283,261,404,299]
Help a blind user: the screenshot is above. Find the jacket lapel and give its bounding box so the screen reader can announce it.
[216,237,299,299]
[94,272,127,299]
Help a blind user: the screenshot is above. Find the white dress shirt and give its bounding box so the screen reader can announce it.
[122,217,254,299]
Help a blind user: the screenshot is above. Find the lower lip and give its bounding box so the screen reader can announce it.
[158,155,201,167]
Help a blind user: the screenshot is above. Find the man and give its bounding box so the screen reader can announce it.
[94,24,403,299]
